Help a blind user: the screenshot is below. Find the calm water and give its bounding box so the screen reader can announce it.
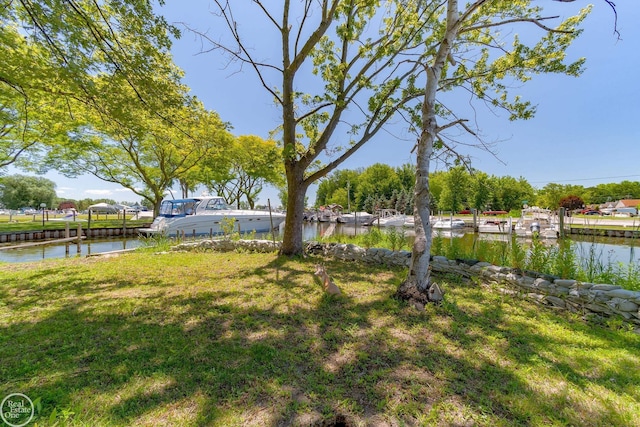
[0,237,143,263]
[0,223,638,265]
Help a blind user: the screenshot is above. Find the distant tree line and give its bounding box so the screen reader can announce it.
[0,174,151,211]
[316,165,640,214]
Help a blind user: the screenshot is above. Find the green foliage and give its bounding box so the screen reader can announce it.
[1,0,184,173]
[204,135,284,209]
[0,174,57,209]
[509,235,527,270]
[527,238,552,274]
[432,232,444,257]
[551,239,578,279]
[384,227,407,251]
[220,217,237,240]
[360,227,383,249]
[445,236,465,260]
[355,164,403,210]
[138,234,174,252]
[438,166,469,213]
[316,164,415,213]
[575,242,640,290]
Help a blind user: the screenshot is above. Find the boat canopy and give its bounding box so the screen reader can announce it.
[158,199,199,218]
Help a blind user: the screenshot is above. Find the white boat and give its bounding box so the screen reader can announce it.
[139,196,286,237]
[371,209,407,227]
[432,218,466,229]
[336,211,374,224]
[478,218,512,234]
[514,220,559,239]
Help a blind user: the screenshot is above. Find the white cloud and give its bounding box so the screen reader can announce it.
[115,188,139,193]
[84,189,114,196]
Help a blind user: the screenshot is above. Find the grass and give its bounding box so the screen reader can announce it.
[1,252,639,426]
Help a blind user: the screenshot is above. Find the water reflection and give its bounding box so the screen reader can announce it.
[0,223,638,266]
[304,223,640,265]
[0,237,143,263]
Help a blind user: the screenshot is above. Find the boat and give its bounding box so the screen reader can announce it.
[370,209,407,227]
[138,196,286,237]
[477,217,512,234]
[317,204,342,222]
[336,211,374,224]
[432,218,466,230]
[514,219,560,239]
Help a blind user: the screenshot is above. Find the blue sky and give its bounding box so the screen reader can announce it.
[36,1,640,206]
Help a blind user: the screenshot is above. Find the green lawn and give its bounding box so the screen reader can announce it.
[0,252,638,426]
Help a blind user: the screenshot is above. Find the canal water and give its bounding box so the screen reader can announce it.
[0,223,638,266]
[0,237,144,263]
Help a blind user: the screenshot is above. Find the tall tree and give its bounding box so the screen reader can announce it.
[316,169,361,209]
[198,1,432,255]
[0,15,82,170]
[355,163,402,210]
[437,166,470,213]
[469,170,492,212]
[399,1,590,297]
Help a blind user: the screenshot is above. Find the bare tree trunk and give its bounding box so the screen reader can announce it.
[180,180,189,198]
[280,165,308,256]
[397,0,458,302]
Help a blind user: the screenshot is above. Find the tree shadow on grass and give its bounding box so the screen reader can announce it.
[0,253,638,426]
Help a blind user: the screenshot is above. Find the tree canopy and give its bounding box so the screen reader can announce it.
[203,135,284,209]
[1,0,186,172]
[1,1,281,212]
[0,174,57,209]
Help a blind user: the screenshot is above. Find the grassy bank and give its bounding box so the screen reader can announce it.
[1,252,639,426]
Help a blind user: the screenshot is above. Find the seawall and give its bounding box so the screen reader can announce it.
[0,227,146,244]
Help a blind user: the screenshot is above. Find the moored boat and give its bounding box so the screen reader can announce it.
[432,218,466,229]
[478,217,512,234]
[336,211,374,224]
[370,209,407,227]
[138,196,285,237]
[514,219,559,239]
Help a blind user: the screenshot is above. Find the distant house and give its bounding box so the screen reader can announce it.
[612,199,639,216]
[615,199,640,209]
[57,200,77,210]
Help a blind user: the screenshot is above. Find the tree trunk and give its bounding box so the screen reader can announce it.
[280,165,308,256]
[397,0,458,303]
[408,130,434,292]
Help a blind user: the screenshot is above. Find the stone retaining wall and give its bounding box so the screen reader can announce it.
[172,239,640,328]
